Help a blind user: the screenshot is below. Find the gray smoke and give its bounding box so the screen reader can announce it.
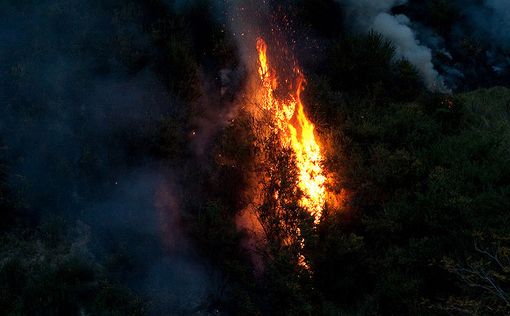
[409,0,510,90]
[463,0,510,48]
[0,0,220,313]
[339,0,446,91]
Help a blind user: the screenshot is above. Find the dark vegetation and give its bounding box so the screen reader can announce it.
[1,0,510,315]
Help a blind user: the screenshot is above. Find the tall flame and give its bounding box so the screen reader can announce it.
[256,37,326,224]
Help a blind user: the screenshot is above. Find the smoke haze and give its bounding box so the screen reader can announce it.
[464,0,510,48]
[338,0,445,90]
[334,0,510,90]
[0,0,221,313]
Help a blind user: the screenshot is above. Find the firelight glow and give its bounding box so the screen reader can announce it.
[256,37,326,224]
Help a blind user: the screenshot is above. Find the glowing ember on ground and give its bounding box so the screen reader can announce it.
[256,37,327,224]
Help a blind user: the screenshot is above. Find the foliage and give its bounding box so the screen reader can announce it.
[2,0,510,315]
[0,219,145,315]
[326,32,423,102]
[309,86,510,314]
[441,234,510,315]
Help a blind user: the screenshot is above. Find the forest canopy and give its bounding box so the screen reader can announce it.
[1,0,510,315]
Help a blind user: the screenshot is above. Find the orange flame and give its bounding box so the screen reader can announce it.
[256,37,326,224]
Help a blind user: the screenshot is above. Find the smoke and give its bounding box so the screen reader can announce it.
[84,169,219,314]
[342,0,407,28]
[373,13,444,91]
[339,0,446,91]
[463,0,510,48]
[0,0,221,313]
[224,0,510,92]
[388,0,510,90]
[224,0,271,68]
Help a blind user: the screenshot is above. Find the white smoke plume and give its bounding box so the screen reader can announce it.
[339,0,446,91]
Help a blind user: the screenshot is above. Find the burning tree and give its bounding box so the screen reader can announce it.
[255,37,327,225]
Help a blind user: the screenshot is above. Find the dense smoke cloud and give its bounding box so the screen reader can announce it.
[337,0,510,91]
[339,0,445,91]
[399,0,510,90]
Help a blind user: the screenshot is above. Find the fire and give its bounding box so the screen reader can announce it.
[256,37,326,224]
